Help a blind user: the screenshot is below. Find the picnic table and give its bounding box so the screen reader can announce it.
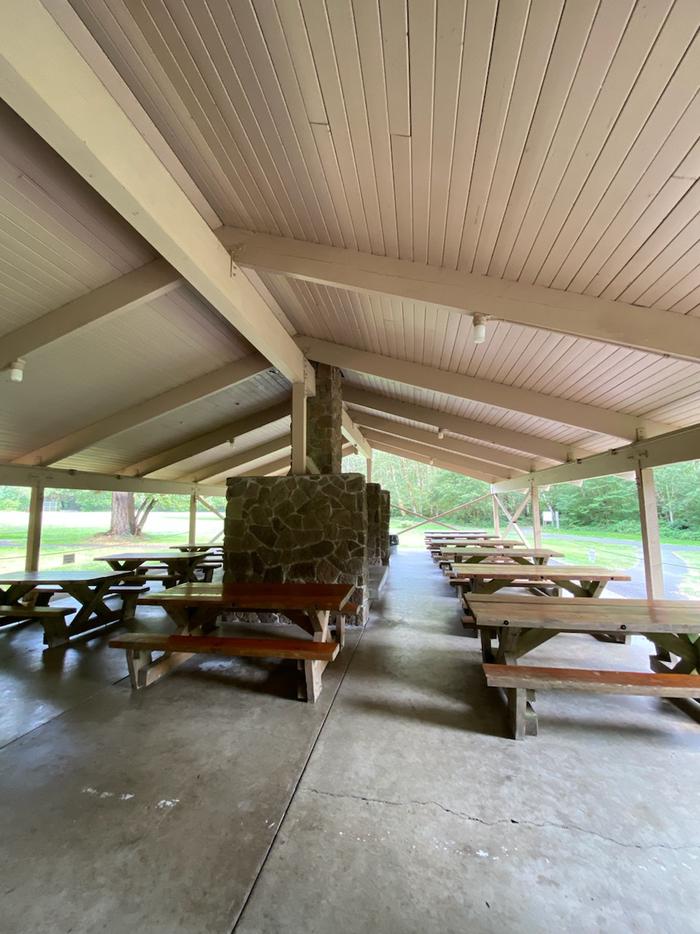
[438,547,563,568]
[452,563,631,600]
[0,569,127,648]
[425,530,490,539]
[97,551,208,586]
[111,581,355,701]
[426,533,499,545]
[169,544,223,553]
[429,539,523,556]
[468,595,700,738]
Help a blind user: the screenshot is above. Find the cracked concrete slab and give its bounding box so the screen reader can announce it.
[2,547,699,933]
[235,547,700,934]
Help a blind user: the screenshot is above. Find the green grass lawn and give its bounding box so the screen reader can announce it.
[0,512,224,572]
[540,534,640,569]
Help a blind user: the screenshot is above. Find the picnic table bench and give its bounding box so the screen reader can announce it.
[429,539,523,558]
[470,596,700,738]
[452,563,631,602]
[111,581,355,701]
[0,570,128,647]
[97,552,208,586]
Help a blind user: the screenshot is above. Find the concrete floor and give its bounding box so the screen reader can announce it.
[1,549,699,934]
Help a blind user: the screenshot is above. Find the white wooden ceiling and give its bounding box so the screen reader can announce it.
[0,0,698,482]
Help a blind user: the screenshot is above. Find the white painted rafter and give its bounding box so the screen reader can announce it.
[492,422,700,492]
[343,386,569,463]
[363,429,510,481]
[0,259,181,370]
[0,462,225,497]
[355,413,528,475]
[369,437,501,484]
[13,354,269,466]
[182,434,292,483]
[300,338,664,440]
[0,0,309,384]
[220,227,700,363]
[341,409,371,459]
[122,400,291,478]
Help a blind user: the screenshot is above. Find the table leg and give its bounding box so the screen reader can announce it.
[44,580,121,647]
[301,609,331,703]
[507,688,538,740]
[480,627,496,662]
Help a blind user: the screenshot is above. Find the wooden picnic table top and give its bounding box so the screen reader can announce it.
[431,539,523,548]
[449,564,631,581]
[439,547,563,558]
[425,530,490,537]
[97,552,204,563]
[169,544,223,552]
[466,595,700,633]
[0,569,125,585]
[138,581,354,612]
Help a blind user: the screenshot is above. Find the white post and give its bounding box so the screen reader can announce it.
[25,482,44,571]
[491,491,501,537]
[530,480,542,548]
[291,380,308,475]
[188,491,197,545]
[636,464,664,598]
[366,454,372,483]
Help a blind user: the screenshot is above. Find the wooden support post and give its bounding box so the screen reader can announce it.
[494,492,530,545]
[188,492,197,545]
[530,481,542,549]
[491,491,501,537]
[291,380,308,475]
[25,482,44,572]
[366,454,372,483]
[636,464,664,598]
[196,495,225,520]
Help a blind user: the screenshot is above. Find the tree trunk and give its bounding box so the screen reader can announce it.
[109,492,136,536]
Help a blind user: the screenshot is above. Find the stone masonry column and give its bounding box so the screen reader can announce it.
[307,363,342,474]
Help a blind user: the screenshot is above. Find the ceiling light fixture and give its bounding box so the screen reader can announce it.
[473,314,487,344]
[7,358,25,383]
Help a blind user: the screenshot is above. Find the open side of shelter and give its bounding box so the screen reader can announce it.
[0,2,700,930]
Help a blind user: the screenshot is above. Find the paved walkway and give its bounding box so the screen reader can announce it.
[1,548,699,933]
[235,547,700,934]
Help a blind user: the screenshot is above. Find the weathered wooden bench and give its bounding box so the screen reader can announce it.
[110,631,339,696]
[484,663,700,740]
[0,604,71,630]
[123,581,354,700]
[196,560,222,582]
[106,584,148,620]
[332,601,358,648]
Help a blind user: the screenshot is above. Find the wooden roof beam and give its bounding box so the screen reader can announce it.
[122,400,291,478]
[181,435,292,483]
[492,422,700,492]
[220,227,700,363]
[368,438,499,484]
[231,442,355,479]
[0,259,181,370]
[354,413,530,475]
[341,409,371,459]
[13,354,269,466]
[300,338,666,441]
[343,386,569,463]
[0,462,225,497]
[363,430,510,481]
[0,0,310,385]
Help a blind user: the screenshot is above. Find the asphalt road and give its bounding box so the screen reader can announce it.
[546,533,697,599]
